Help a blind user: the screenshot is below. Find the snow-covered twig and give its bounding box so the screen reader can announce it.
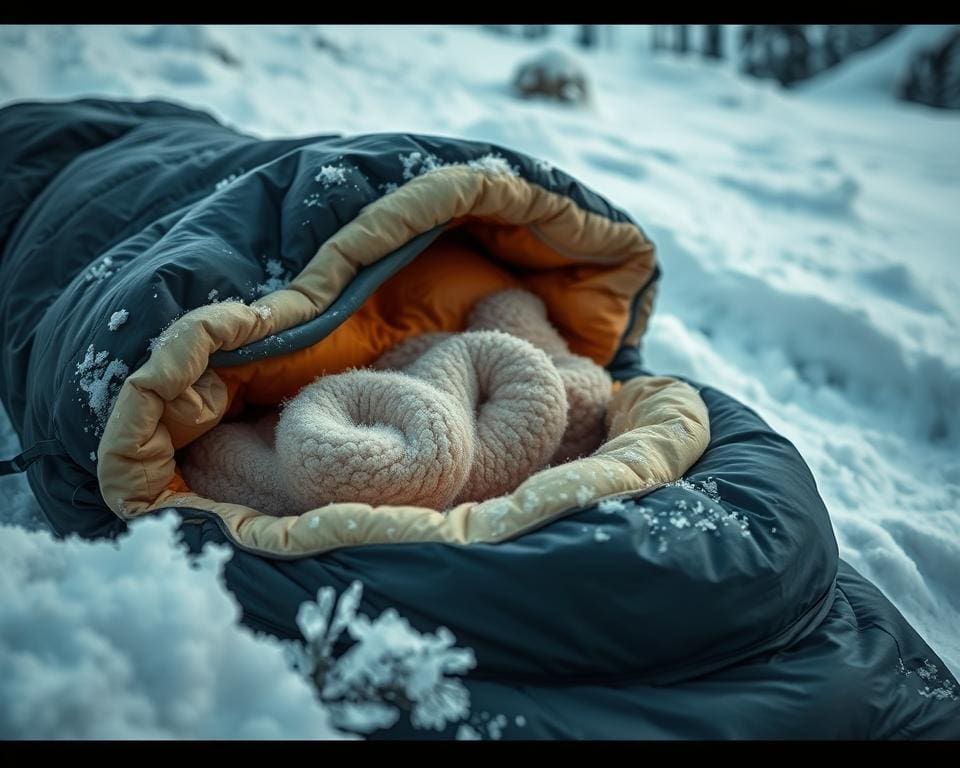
[288,580,477,735]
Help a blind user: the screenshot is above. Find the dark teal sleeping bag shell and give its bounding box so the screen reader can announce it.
[0,98,956,739]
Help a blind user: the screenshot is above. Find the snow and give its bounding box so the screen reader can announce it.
[398,149,518,183]
[898,657,959,702]
[108,309,129,331]
[254,257,292,297]
[669,476,721,503]
[75,345,129,435]
[597,497,628,515]
[400,150,445,180]
[295,580,476,733]
[0,24,958,733]
[84,254,115,283]
[467,152,519,176]
[575,484,594,506]
[485,713,508,739]
[614,488,753,554]
[314,164,348,187]
[0,513,344,739]
[215,171,241,190]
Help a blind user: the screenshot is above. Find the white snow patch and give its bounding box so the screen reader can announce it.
[315,164,348,187]
[597,498,628,515]
[400,151,446,180]
[520,488,540,513]
[467,152,519,177]
[898,657,959,702]
[254,257,293,297]
[398,149,518,182]
[0,513,344,739]
[215,171,242,191]
[148,318,185,353]
[668,476,722,503]
[477,498,512,535]
[486,713,508,740]
[618,488,752,554]
[575,484,594,506]
[107,309,128,331]
[75,345,128,434]
[84,255,115,283]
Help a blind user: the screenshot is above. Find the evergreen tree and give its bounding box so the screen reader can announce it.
[704,25,723,59]
[899,29,960,109]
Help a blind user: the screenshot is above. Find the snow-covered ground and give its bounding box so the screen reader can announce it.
[1,25,958,736]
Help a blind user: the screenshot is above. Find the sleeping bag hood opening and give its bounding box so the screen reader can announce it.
[93,164,715,557]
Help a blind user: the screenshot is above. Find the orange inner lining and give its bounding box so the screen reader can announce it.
[168,223,639,494]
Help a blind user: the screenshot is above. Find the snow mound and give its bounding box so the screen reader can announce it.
[0,513,343,739]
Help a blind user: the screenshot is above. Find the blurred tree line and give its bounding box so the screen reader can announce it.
[483,25,960,109]
[735,25,903,85]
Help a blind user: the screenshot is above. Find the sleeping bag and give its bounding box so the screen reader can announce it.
[1,98,957,739]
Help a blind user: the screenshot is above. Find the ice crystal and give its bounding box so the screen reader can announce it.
[292,581,478,735]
